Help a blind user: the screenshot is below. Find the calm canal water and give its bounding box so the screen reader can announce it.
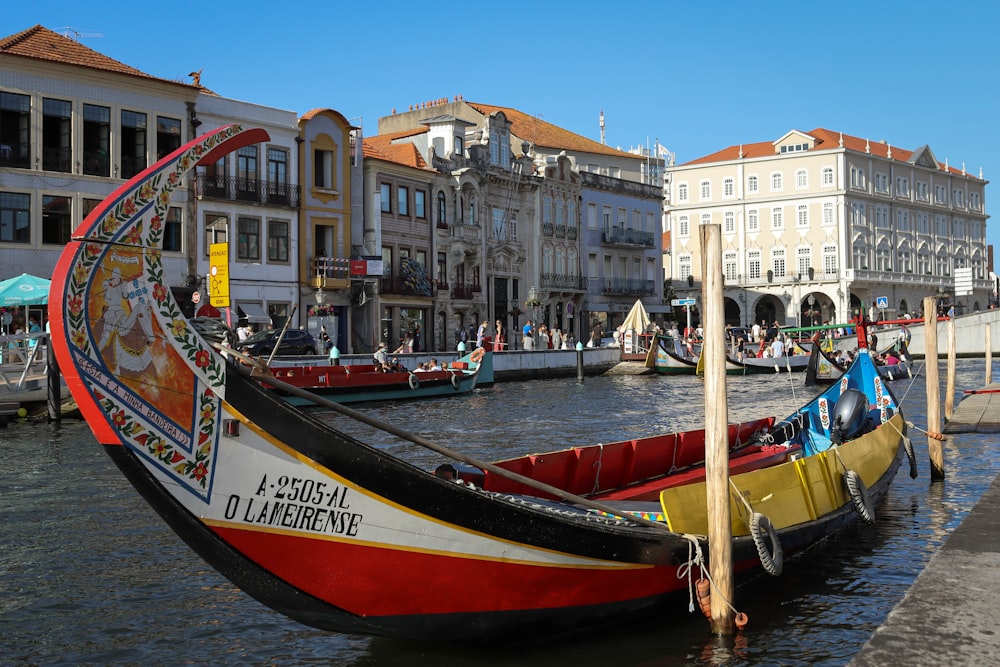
[2,359,998,666]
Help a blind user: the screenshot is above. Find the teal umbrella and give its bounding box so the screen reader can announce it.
[0,273,51,306]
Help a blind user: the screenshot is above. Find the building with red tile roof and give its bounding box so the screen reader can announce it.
[665,128,990,326]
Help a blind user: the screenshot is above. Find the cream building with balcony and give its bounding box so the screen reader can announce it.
[665,128,991,328]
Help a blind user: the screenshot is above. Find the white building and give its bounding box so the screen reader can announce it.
[665,128,991,327]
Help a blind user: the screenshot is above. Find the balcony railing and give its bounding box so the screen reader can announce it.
[541,273,588,291]
[601,227,655,248]
[380,276,434,296]
[196,174,301,208]
[600,278,656,296]
[42,146,71,173]
[450,223,481,244]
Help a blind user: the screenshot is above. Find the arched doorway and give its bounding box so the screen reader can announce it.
[752,295,785,329]
[800,292,834,327]
[724,297,741,326]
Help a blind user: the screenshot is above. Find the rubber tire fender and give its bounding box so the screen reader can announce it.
[844,469,875,524]
[451,373,461,390]
[750,512,783,576]
[904,436,918,479]
[408,373,420,390]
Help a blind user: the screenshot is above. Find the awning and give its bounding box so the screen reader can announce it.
[645,305,673,313]
[585,303,611,313]
[237,303,271,324]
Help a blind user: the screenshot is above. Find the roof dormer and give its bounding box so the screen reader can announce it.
[773,130,817,155]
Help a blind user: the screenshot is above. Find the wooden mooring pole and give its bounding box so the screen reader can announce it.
[47,337,61,421]
[923,297,944,480]
[945,319,956,421]
[701,224,734,635]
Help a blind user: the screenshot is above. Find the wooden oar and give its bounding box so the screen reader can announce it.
[215,344,672,532]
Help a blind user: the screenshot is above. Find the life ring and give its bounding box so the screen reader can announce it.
[843,469,875,524]
[903,436,918,479]
[408,373,420,390]
[750,512,783,576]
[469,347,485,363]
[450,373,461,390]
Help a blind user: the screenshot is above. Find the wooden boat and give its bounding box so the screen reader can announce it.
[49,125,912,643]
[725,350,811,374]
[250,349,490,406]
[804,334,848,386]
[645,334,747,375]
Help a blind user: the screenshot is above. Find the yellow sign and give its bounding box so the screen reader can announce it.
[209,243,230,308]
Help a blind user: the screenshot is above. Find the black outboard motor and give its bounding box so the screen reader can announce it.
[830,388,869,445]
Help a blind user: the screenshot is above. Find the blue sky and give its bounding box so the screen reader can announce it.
[9,1,999,267]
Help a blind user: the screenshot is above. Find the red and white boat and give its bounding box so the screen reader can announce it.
[50,125,909,642]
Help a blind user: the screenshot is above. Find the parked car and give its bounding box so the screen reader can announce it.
[235,329,318,356]
[190,317,236,347]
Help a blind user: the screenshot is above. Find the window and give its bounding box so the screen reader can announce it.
[454,136,464,157]
[82,103,110,177]
[896,209,910,231]
[415,190,426,219]
[723,177,734,198]
[748,209,759,232]
[823,202,834,226]
[436,191,446,226]
[437,252,447,285]
[934,185,947,204]
[747,250,761,280]
[397,186,409,216]
[120,110,147,179]
[237,217,260,261]
[952,188,964,207]
[780,142,809,153]
[822,245,838,276]
[916,181,929,201]
[822,167,834,186]
[679,254,692,281]
[795,169,807,189]
[797,247,811,278]
[268,220,289,262]
[677,183,688,202]
[699,180,711,200]
[917,212,929,234]
[724,211,735,233]
[701,213,711,227]
[543,194,552,225]
[42,98,72,173]
[268,148,288,187]
[895,177,909,197]
[380,183,391,213]
[204,215,228,257]
[237,145,258,200]
[970,192,981,210]
[0,192,30,243]
[557,199,566,227]
[491,207,506,240]
[797,204,808,227]
[770,172,783,192]
[875,206,889,229]
[40,195,72,245]
[771,206,783,230]
[850,166,866,189]
[678,214,689,237]
[568,199,578,230]
[313,149,332,188]
[156,116,181,159]
[587,203,597,229]
[163,206,182,252]
[747,175,759,194]
[723,251,737,281]
[936,215,948,236]
[771,248,786,278]
[875,173,889,193]
[0,92,30,170]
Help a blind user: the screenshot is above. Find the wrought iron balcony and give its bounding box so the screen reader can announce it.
[600,278,656,296]
[196,174,301,208]
[450,283,479,299]
[42,146,71,173]
[541,273,588,291]
[600,227,656,248]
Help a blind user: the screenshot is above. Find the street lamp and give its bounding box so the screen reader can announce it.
[807,294,817,326]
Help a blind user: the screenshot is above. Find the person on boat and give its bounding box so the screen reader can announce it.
[429,358,442,371]
[393,333,413,354]
[389,356,405,372]
[884,350,900,366]
[751,321,762,342]
[373,342,391,372]
[414,362,429,373]
[770,336,785,358]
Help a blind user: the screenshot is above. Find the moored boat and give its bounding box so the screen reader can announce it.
[50,125,912,643]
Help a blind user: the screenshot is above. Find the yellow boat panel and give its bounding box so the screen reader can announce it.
[659,413,903,536]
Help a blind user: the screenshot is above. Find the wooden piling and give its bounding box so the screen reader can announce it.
[700,224,733,635]
[986,323,993,386]
[47,337,61,422]
[924,297,944,480]
[945,320,956,421]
